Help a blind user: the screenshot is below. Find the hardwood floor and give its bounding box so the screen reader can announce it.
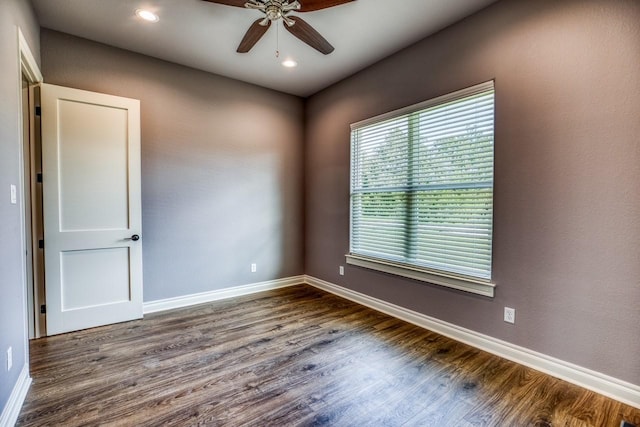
[17,285,640,426]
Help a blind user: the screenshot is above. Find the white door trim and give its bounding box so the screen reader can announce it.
[18,29,43,83]
[19,29,44,339]
[12,25,42,423]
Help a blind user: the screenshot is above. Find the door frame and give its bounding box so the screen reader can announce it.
[17,28,43,341]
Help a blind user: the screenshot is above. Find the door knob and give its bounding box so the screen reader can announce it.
[130,234,140,241]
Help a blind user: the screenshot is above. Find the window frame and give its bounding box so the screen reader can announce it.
[347,81,496,297]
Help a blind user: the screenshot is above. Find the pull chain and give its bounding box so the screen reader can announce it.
[276,22,280,58]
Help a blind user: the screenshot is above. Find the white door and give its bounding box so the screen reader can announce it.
[41,83,143,335]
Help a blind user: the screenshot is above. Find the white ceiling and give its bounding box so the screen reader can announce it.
[31,0,497,97]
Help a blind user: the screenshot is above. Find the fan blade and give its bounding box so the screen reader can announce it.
[237,19,271,53]
[201,0,248,8]
[284,16,334,54]
[298,0,355,12]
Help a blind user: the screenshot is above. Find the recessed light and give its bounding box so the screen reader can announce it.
[136,9,159,23]
[282,59,298,68]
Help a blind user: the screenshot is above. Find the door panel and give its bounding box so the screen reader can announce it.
[61,248,131,310]
[58,100,130,231]
[41,83,142,335]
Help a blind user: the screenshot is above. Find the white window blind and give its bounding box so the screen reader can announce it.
[350,81,495,282]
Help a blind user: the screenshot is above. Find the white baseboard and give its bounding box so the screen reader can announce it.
[304,275,640,410]
[0,364,32,427]
[143,276,305,314]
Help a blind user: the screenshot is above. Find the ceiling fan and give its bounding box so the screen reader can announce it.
[202,0,355,55]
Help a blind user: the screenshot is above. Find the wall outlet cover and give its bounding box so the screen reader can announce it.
[504,307,515,324]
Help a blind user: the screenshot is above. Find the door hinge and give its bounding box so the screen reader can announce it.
[37,173,43,183]
[35,106,41,116]
[40,304,46,314]
[38,239,44,249]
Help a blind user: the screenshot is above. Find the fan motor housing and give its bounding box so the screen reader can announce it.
[265,5,282,20]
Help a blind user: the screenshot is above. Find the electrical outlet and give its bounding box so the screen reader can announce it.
[7,347,12,371]
[504,307,515,324]
[251,263,257,273]
[339,266,344,276]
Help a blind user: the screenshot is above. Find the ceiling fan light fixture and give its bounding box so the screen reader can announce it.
[135,9,159,22]
[282,59,298,68]
[203,0,354,54]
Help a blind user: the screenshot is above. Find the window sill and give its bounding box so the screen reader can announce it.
[345,254,495,298]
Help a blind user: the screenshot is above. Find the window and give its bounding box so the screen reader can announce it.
[347,81,495,297]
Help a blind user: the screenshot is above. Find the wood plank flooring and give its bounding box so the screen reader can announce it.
[17,285,640,426]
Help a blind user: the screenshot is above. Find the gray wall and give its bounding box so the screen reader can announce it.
[305,0,640,385]
[0,0,40,414]
[3,0,639,417]
[40,30,305,302]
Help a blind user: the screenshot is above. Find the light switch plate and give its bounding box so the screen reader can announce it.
[10,184,17,204]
